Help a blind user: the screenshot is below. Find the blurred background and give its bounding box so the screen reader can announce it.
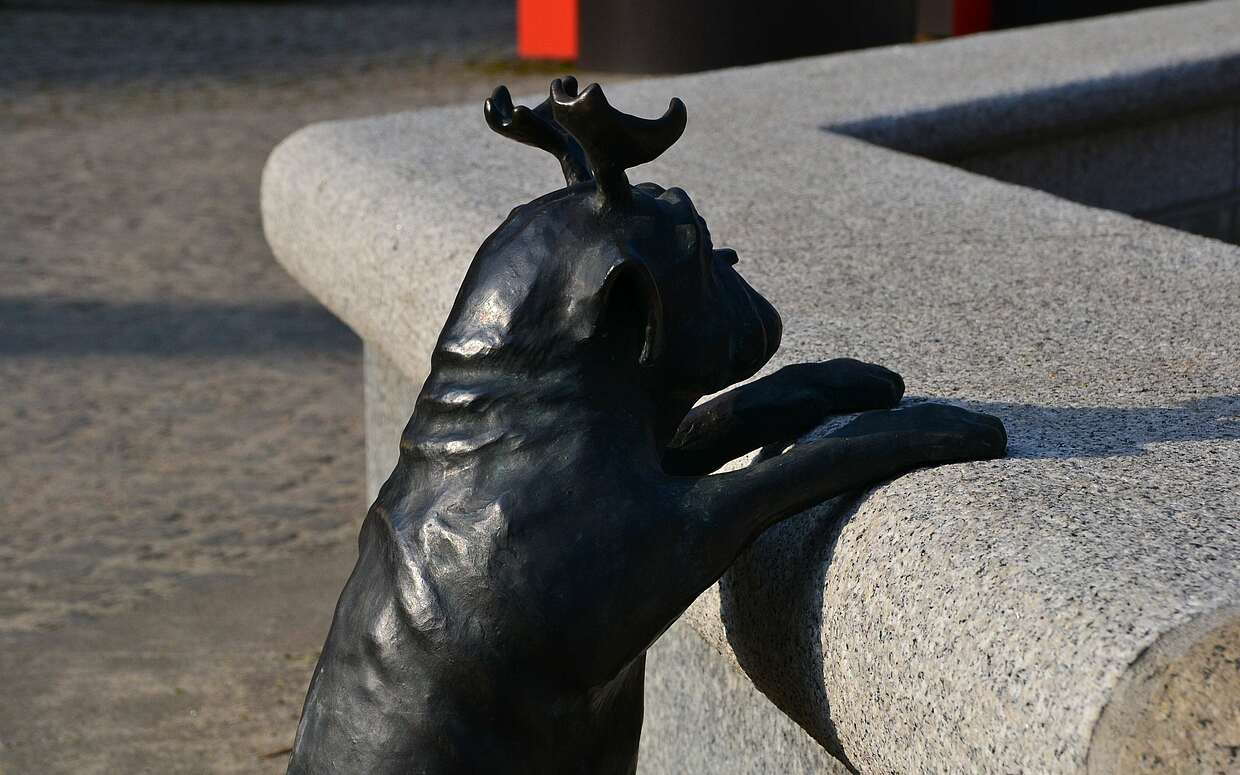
[534,0,1190,73]
[0,0,1196,771]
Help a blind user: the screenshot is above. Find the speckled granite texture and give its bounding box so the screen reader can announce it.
[264,3,1240,772]
[642,620,850,775]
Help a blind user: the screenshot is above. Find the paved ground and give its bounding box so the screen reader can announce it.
[0,1,607,770]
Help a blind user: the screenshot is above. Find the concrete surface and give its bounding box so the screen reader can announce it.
[264,2,1240,772]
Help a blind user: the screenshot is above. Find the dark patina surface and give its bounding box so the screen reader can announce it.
[288,78,1006,774]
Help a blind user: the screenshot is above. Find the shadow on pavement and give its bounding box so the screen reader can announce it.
[0,295,358,355]
[0,0,514,94]
[971,396,1240,459]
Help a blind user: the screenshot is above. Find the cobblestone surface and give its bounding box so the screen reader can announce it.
[0,2,597,771]
[0,0,576,634]
[0,4,622,770]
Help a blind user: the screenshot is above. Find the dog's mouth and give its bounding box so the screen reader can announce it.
[756,291,783,361]
[748,289,783,371]
[730,280,783,381]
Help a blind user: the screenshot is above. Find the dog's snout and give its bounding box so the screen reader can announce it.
[757,294,782,359]
[729,285,782,379]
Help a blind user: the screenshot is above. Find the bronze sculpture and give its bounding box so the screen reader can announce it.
[287,78,1007,774]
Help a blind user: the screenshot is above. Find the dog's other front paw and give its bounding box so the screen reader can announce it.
[838,402,1007,463]
[773,359,905,414]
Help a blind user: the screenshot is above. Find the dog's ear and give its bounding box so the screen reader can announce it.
[599,259,664,367]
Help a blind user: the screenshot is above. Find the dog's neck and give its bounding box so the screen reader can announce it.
[401,344,690,471]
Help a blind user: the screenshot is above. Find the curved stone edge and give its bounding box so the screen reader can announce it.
[1087,604,1240,774]
[643,619,851,775]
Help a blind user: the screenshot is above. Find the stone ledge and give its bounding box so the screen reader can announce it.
[263,3,1240,771]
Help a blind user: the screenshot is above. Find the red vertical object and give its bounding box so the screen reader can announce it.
[952,0,993,35]
[517,0,578,60]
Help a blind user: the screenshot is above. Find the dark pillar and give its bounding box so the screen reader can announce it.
[578,0,917,74]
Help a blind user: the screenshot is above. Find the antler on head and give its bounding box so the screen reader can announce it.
[549,79,685,209]
[483,78,687,211]
[484,78,591,186]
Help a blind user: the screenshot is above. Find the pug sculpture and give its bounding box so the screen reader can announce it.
[287,78,1007,774]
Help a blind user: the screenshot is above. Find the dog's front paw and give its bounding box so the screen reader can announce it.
[773,359,905,414]
[841,403,1007,462]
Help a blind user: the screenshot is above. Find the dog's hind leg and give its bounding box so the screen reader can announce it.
[662,359,905,475]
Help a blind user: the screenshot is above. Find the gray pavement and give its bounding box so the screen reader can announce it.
[0,1,599,771]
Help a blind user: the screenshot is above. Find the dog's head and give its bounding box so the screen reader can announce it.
[436,79,780,401]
